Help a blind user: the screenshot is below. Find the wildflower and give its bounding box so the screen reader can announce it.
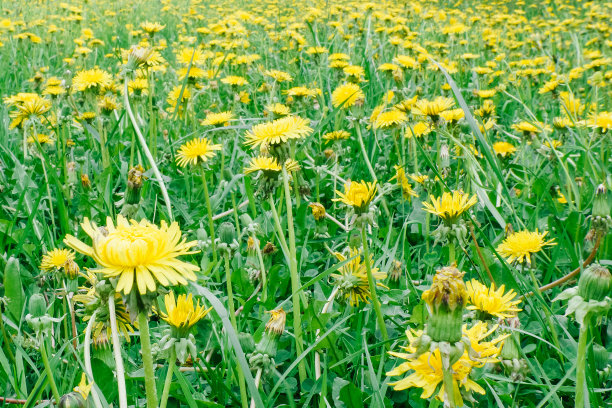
[64,216,199,295]
[496,229,556,264]
[176,138,222,168]
[333,180,377,214]
[588,111,612,133]
[221,75,248,86]
[201,111,234,127]
[140,21,165,35]
[331,83,364,108]
[390,166,418,200]
[264,69,293,82]
[243,156,282,175]
[373,109,408,129]
[422,191,477,223]
[440,108,464,124]
[265,308,287,335]
[72,68,113,92]
[322,130,350,143]
[412,96,455,120]
[159,292,212,336]
[308,202,326,220]
[40,248,75,271]
[8,95,51,129]
[244,116,312,153]
[405,122,433,138]
[265,103,290,116]
[465,280,522,318]
[492,141,516,158]
[331,248,387,307]
[27,133,55,146]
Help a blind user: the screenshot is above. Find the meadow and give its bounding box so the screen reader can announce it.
[0,0,611,407]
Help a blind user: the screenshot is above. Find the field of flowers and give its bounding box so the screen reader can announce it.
[0,0,611,407]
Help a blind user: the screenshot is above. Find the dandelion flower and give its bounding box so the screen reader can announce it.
[405,122,433,139]
[40,248,75,271]
[331,83,364,109]
[72,68,113,92]
[64,216,199,295]
[412,96,454,119]
[373,109,408,129]
[588,111,612,133]
[331,248,387,307]
[201,111,234,127]
[466,280,522,318]
[244,116,312,152]
[176,138,222,167]
[496,229,556,264]
[159,291,212,334]
[422,191,477,223]
[333,180,377,213]
[322,130,350,143]
[492,141,516,158]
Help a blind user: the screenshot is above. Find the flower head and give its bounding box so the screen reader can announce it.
[201,111,234,127]
[308,202,326,220]
[176,138,222,167]
[159,291,212,335]
[496,229,556,264]
[72,68,113,92]
[333,180,377,213]
[588,111,612,133]
[422,191,477,223]
[492,141,516,158]
[466,280,522,318]
[331,83,364,108]
[244,116,312,152]
[373,109,408,129]
[322,130,350,143]
[64,216,199,295]
[265,308,287,335]
[331,248,387,306]
[40,248,75,271]
[412,96,454,119]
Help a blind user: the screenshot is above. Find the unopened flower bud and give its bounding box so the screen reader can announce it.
[219,222,236,246]
[592,184,610,219]
[58,392,86,408]
[309,202,326,221]
[29,294,47,318]
[578,264,611,301]
[125,164,145,205]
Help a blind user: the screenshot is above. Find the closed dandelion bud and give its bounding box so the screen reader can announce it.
[58,392,86,408]
[593,184,609,217]
[219,222,236,246]
[63,259,80,280]
[29,294,47,318]
[309,202,326,221]
[578,264,611,301]
[125,164,145,205]
[80,174,91,189]
[238,332,256,354]
[439,143,450,168]
[390,260,402,281]
[422,266,467,343]
[255,308,286,359]
[348,230,361,249]
[324,148,335,159]
[263,241,276,255]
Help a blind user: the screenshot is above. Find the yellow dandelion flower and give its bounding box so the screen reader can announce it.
[333,180,377,213]
[176,138,222,167]
[221,75,248,86]
[265,103,290,116]
[243,156,282,174]
[244,116,312,152]
[322,130,350,143]
[140,21,165,34]
[27,133,55,146]
[331,248,387,307]
[72,68,113,92]
[373,109,408,129]
[264,69,293,82]
[331,83,364,109]
[465,280,522,318]
[159,291,212,334]
[40,248,75,271]
[422,191,477,222]
[390,166,418,200]
[440,108,464,124]
[412,96,455,118]
[64,215,199,295]
[492,141,516,158]
[405,122,433,139]
[588,111,612,133]
[201,111,234,127]
[496,229,556,264]
[308,202,326,220]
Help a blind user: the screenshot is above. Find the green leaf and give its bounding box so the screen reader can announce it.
[3,257,24,323]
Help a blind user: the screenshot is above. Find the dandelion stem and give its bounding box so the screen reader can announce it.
[575,319,590,408]
[201,167,218,266]
[355,124,377,183]
[224,254,248,408]
[440,348,456,408]
[40,339,61,404]
[159,348,176,408]
[249,368,263,408]
[449,241,456,265]
[124,77,173,220]
[361,225,388,343]
[84,310,104,408]
[281,166,307,384]
[108,297,128,408]
[138,312,158,408]
[315,286,339,380]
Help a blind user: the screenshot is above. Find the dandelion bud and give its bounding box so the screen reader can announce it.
[219,222,236,246]
[29,294,47,318]
[80,174,91,190]
[263,241,276,255]
[324,148,335,159]
[265,308,286,336]
[439,143,450,168]
[63,259,80,280]
[58,392,86,408]
[390,260,402,281]
[422,266,467,343]
[127,45,152,69]
[308,202,326,221]
[592,184,610,219]
[125,164,145,205]
[578,264,611,302]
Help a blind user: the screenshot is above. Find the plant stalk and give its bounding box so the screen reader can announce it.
[138,311,158,408]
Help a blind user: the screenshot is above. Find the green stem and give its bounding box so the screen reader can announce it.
[201,167,218,266]
[281,167,307,384]
[108,297,128,408]
[575,319,590,408]
[138,312,158,408]
[355,125,377,182]
[449,241,456,265]
[224,255,248,408]
[361,225,388,343]
[159,348,176,408]
[441,349,457,408]
[40,340,61,404]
